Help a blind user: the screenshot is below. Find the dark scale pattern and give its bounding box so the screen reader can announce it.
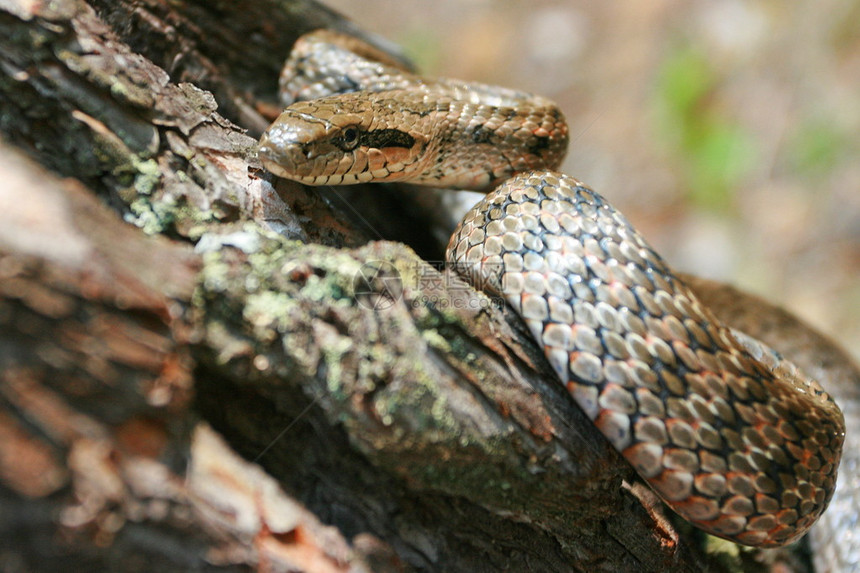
[447,171,845,547]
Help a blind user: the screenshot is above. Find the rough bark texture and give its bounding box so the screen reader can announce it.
[0,1,853,572]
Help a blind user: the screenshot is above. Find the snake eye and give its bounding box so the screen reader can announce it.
[339,126,360,150]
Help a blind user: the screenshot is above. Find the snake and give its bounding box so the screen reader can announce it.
[257,29,846,549]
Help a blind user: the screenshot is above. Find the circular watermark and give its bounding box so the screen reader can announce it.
[353,261,403,310]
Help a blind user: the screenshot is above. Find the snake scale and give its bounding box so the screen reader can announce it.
[258,29,845,548]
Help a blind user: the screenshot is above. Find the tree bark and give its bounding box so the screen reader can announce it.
[1,1,851,572]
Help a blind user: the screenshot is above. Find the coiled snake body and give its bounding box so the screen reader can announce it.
[259,30,845,548]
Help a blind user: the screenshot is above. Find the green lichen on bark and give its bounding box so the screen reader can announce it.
[0,2,264,239]
[191,225,621,542]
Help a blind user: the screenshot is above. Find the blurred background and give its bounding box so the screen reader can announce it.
[322,0,860,361]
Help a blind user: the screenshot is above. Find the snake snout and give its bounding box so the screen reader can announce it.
[258,134,297,179]
[258,119,315,180]
[259,109,339,181]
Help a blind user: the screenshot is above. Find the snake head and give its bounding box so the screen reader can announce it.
[259,95,428,185]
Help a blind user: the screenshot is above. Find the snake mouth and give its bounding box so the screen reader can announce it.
[258,108,323,172]
[258,141,363,186]
[258,122,323,183]
[258,135,303,180]
[258,152,302,181]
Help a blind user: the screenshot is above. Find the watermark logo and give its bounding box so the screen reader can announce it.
[353,260,507,311]
[353,261,403,310]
